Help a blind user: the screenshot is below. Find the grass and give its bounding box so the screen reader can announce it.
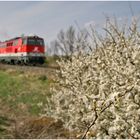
[0,58,57,138]
[0,115,14,138]
[0,68,52,116]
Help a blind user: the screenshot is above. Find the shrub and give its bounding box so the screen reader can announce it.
[44,19,140,138]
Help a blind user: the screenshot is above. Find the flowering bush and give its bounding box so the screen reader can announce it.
[44,20,140,138]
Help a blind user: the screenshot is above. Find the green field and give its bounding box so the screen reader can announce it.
[0,70,52,115]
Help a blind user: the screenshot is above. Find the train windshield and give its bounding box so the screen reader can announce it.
[23,38,44,46]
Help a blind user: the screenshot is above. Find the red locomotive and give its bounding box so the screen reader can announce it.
[0,35,45,65]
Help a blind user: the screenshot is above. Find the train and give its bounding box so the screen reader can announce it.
[0,35,46,65]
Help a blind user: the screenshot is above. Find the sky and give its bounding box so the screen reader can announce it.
[0,1,140,46]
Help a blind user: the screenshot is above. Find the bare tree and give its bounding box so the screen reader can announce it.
[56,26,76,57]
[49,25,91,59]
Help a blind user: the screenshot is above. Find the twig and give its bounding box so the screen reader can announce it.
[82,101,113,139]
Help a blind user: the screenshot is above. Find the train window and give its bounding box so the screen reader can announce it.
[22,38,44,46]
[27,38,36,45]
[13,40,18,46]
[22,38,27,45]
[36,39,44,46]
[27,38,44,46]
[7,42,13,47]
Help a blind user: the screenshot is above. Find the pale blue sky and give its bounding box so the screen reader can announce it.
[0,1,140,45]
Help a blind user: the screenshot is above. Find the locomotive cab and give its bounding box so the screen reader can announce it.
[22,36,45,64]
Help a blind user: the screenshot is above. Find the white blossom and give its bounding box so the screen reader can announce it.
[44,20,140,138]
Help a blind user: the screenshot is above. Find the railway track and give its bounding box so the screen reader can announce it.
[0,63,58,76]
